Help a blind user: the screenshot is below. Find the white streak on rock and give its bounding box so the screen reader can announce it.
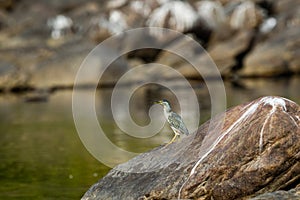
[179,96,299,199]
[130,1,152,16]
[107,0,127,9]
[178,101,260,199]
[98,10,128,35]
[258,97,299,152]
[260,17,277,34]
[190,101,259,175]
[261,96,287,112]
[285,113,299,128]
[147,1,198,34]
[259,114,271,153]
[47,15,73,39]
[196,0,226,29]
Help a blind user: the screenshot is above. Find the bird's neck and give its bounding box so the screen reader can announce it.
[163,106,172,118]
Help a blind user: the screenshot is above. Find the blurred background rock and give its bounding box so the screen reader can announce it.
[0,0,299,93]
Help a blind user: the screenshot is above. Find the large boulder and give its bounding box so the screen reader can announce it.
[239,27,300,77]
[208,30,255,76]
[238,0,300,77]
[155,30,255,78]
[82,96,300,199]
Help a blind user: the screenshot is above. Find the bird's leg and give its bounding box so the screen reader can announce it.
[166,134,178,146]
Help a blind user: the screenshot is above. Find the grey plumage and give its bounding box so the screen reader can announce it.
[154,99,189,145]
[167,112,189,136]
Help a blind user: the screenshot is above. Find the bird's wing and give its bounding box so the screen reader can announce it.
[168,112,189,135]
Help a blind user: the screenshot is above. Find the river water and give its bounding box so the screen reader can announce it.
[0,77,300,199]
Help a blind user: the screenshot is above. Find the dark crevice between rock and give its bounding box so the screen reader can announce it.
[229,78,249,90]
[50,85,74,92]
[282,59,295,77]
[9,86,35,93]
[278,174,300,191]
[232,30,258,73]
[185,16,213,49]
[235,72,296,79]
[127,48,162,63]
[257,0,274,16]
[0,0,15,12]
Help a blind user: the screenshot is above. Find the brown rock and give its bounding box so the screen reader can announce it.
[238,0,300,77]
[208,30,255,75]
[273,0,299,15]
[82,96,300,200]
[146,1,199,34]
[0,0,14,10]
[155,30,254,78]
[228,1,264,30]
[29,42,128,89]
[239,27,300,77]
[0,61,29,91]
[250,188,300,200]
[155,35,219,79]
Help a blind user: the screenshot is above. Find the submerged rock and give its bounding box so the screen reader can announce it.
[82,96,300,199]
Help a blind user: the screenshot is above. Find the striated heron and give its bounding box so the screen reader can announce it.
[154,99,189,145]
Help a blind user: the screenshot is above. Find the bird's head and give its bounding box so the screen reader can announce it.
[154,99,172,111]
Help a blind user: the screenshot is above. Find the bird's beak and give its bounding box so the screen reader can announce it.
[154,100,162,105]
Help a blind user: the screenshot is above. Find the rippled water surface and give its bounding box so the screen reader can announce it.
[0,77,300,199]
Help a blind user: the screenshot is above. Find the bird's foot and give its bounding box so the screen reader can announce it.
[165,134,179,146]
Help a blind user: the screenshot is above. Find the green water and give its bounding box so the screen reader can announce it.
[0,93,110,199]
[0,77,300,199]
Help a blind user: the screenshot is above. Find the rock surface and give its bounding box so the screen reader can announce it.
[82,96,300,199]
[239,0,300,77]
[250,187,300,200]
[240,27,300,77]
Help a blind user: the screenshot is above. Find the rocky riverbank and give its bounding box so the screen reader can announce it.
[0,0,299,93]
[82,96,300,199]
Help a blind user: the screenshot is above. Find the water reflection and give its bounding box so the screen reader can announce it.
[225,77,300,107]
[0,76,300,198]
